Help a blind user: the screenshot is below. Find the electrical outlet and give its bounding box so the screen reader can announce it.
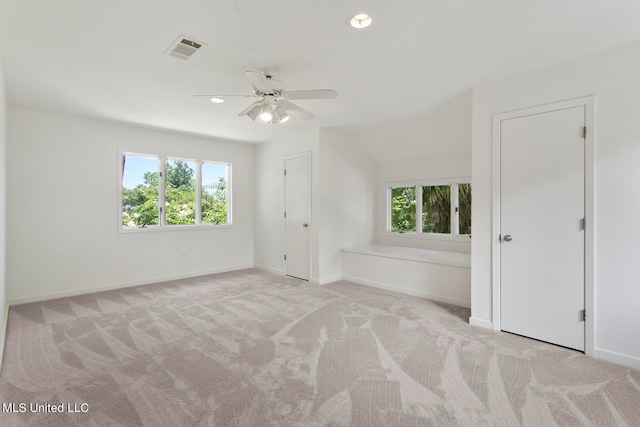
[181,251,187,259]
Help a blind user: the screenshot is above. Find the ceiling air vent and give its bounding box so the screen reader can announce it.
[165,36,204,60]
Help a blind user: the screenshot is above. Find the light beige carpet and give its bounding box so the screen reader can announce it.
[1,269,639,426]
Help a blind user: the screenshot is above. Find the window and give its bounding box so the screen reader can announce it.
[165,159,196,225]
[122,155,160,227]
[390,186,416,232]
[120,152,231,230]
[201,162,229,224]
[458,183,472,235]
[388,180,471,237]
[422,185,451,233]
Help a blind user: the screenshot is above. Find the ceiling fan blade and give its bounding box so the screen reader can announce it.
[238,100,263,116]
[246,71,273,94]
[193,94,255,98]
[285,89,338,100]
[279,100,315,120]
[269,78,285,91]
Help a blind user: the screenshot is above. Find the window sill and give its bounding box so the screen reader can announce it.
[119,223,234,234]
[384,231,471,242]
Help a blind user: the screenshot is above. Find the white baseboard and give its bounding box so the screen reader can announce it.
[318,275,342,285]
[253,264,284,276]
[254,266,332,285]
[469,317,493,330]
[594,348,640,371]
[8,264,255,306]
[342,274,470,308]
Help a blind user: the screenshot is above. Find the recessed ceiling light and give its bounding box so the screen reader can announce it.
[349,13,373,29]
[210,97,224,103]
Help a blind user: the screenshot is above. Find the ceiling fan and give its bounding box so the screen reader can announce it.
[195,71,338,124]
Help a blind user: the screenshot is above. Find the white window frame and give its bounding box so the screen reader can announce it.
[118,150,232,232]
[385,177,471,241]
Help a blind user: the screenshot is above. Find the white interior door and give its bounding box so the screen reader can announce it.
[500,106,585,351]
[284,154,310,280]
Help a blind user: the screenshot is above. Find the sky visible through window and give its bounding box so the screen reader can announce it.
[123,155,227,189]
[122,155,156,189]
[202,162,228,194]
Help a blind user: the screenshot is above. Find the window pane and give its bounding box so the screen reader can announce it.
[422,185,451,233]
[122,155,159,227]
[390,187,416,232]
[165,159,196,225]
[459,183,472,235]
[201,163,229,224]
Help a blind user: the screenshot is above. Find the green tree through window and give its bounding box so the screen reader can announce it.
[166,160,196,225]
[388,182,471,236]
[202,165,228,224]
[391,187,416,232]
[422,185,451,233]
[121,154,229,228]
[458,183,472,235]
[122,156,160,227]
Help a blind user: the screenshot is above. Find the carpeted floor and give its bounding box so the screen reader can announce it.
[1,269,639,426]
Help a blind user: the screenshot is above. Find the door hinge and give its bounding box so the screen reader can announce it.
[284,169,287,176]
[284,254,287,261]
[581,309,586,322]
[580,218,586,230]
[284,212,286,219]
[582,126,587,139]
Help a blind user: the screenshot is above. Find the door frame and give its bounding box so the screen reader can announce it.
[491,96,595,356]
[283,151,312,280]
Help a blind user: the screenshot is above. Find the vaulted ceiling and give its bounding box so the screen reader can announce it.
[1,0,640,144]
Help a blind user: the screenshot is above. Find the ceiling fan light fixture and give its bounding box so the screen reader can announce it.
[259,103,273,122]
[349,12,373,29]
[206,71,336,123]
[275,106,290,123]
[247,104,262,121]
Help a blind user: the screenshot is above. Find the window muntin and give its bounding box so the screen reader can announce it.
[387,180,471,237]
[390,186,416,232]
[120,153,231,230]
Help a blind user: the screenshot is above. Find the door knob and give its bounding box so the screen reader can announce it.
[303,223,308,227]
[503,234,512,242]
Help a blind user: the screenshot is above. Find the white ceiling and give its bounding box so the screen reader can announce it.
[1,0,640,144]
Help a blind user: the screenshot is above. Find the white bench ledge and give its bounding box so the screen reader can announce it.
[340,244,471,307]
[341,244,470,269]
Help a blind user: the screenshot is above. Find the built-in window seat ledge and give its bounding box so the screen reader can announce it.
[341,244,470,269]
[340,244,471,308]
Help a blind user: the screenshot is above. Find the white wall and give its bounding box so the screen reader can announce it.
[0,59,8,372]
[373,94,472,254]
[471,41,640,369]
[345,89,472,163]
[253,128,375,284]
[6,108,254,303]
[318,128,375,282]
[253,129,320,279]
